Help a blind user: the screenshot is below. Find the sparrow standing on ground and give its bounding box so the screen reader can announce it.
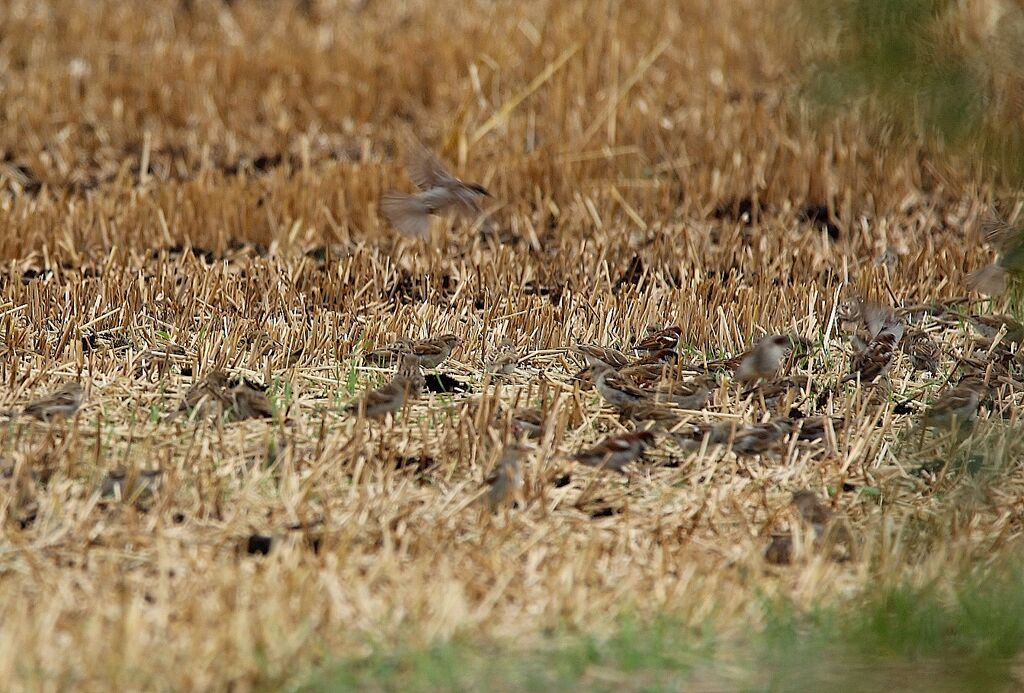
[844,309,904,383]
[407,334,460,369]
[645,375,715,409]
[591,363,649,408]
[347,354,424,419]
[572,431,657,472]
[381,140,491,239]
[486,442,531,511]
[922,376,988,430]
[21,382,84,422]
[734,335,793,384]
[633,326,682,353]
[229,382,275,421]
[574,344,632,369]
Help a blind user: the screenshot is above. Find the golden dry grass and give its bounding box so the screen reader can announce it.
[1,0,1022,690]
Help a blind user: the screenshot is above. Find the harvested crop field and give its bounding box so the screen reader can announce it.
[2,1,1024,690]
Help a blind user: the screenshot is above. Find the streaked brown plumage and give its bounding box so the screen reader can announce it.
[347,354,423,419]
[574,344,632,369]
[633,326,682,353]
[382,141,490,239]
[229,383,274,421]
[592,363,648,408]
[572,431,657,472]
[22,382,84,422]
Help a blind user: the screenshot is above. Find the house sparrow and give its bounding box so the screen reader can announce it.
[591,363,649,408]
[967,314,1024,344]
[670,421,732,452]
[742,376,810,410]
[229,383,274,421]
[171,370,231,419]
[485,442,531,511]
[574,344,632,369]
[510,407,546,438]
[735,335,793,384]
[364,338,412,366]
[922,376,988,430]
[22,382,84,422]
[902,328,941,374]
[347,354,423,419]
[485,339,519,374]
[730,418,791,455]
[791,490,831,536]
[619,350,685,385]
[844,311,904,383]
[572,431,657,472]
[407,334,460,369]
[764,533,794,565]
[793,416,844,442]
[381,140,490,239]
[645,375,715,409]
[633,326,683,353]
[617,401,683,429]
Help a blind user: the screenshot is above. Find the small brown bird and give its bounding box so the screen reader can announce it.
[485,339,519,374]
[229,383,274,421]
[22,382,84,422]
[645,375,715,409]
[922,376,988,430]
[347,354,423,419]
[172,370,231,419]
[592,363,649,408]
[764,533,794,565]
[407,334,460,369]
[381,141,490,239]
[572,431,657,472]
[617,401,683,429]
[671,421,733,453]
[902,328,941,374]
[574,344,632,369]
[633,326,683,353]
[485,442,531,511]
[793,416,844,442]
[735,335,793,384]
[790,490,832,537]
[967,314,1024,344]
[844,312,904,383]
[730,418,791,455]
[510,407,546,438]
[742,376,810,411]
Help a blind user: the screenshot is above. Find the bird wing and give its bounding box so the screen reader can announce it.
[405,142,454,190]
[381,193,432,239]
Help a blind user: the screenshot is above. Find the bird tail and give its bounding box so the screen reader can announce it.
[381,192,432,239]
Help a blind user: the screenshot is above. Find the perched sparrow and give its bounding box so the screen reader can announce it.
[967,314,1024,344]
[592,363,649,408]
[229,383,274,421]
[485,442,531,511]
[671,421,732,452]
[922,376,988,430]
[645,375,715,409]
[22,382,84,422]
[510,407,546,438]
[381,140,490,239]
[485,339,519,374]
[574,344,632,369]
[844,312,904,383]
[407,334,460,369]
[791,490,831,536]
[619,350,684,385]
[572,431,657,472]
[902,328,941,374]
[742,376,810,410]
[735,335,793,384]
[171,370,231,419]
[347,354,423,419]
[364,338,412,366]
[730,418,791,455]
[793,416,844,442]
[633,326,682,353]
[617,401,682,429]
[764,533,794,565]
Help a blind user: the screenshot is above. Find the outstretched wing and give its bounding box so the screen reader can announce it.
[405,140,454,190]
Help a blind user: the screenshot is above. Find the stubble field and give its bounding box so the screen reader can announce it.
[2,1,1023,690]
